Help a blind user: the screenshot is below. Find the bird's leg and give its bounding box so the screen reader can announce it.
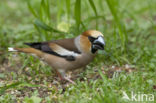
[55,70,64,80]
[56,69,75,84]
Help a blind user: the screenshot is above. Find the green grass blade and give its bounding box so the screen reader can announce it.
[40,0,44,21]
[81,22,86,30]
[88,0,98,29]
[45,0,50,21]
[39,0,50,23]
[19,83,40,88]
[34,19,67,34]
[57,0,64,23]
[98,69,107,84]
[27,1,38,18]
[0,82,22,95]
[88,0,97,16]
[74,0,81,29]
[40,0,46,21]
[0,82,40,95]
[65,0,71,22]
[83,15,105,23]
[105,0,127,51]
[34,19,51,31]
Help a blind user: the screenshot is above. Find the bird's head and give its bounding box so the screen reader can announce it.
[79,30,105,54]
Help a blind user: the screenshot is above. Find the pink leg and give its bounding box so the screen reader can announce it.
[56,70,75,84]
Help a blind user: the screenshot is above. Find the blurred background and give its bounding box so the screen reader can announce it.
[0,0,156,102]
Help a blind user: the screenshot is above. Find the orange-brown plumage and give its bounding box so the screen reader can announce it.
[82,30,104,38]
[79,35,91,53]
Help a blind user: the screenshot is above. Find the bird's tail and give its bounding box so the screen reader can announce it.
[8,47,43,57]
[8,47,18,52]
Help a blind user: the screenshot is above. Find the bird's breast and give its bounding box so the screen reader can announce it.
[43,53,95,71]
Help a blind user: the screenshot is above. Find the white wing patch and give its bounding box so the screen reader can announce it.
[50,44,80,57]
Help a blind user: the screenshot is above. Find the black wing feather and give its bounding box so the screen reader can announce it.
[24,42,75,61]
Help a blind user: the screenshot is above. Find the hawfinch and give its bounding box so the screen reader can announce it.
[8,30,105,84]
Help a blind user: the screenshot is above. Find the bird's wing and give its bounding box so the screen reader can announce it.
[24,38,81,61]
[50,38,81,54]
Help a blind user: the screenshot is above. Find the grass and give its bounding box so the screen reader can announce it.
[0,0,156,102]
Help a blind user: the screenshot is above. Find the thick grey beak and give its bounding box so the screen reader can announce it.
[93,36,105,50]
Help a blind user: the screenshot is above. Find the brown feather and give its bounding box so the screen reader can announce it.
[49,38,81,54]
[14,48,43,57]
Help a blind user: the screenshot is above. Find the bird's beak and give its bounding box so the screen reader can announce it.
[93,36,105,50]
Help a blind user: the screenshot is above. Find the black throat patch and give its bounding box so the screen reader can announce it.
[88,36,97,54]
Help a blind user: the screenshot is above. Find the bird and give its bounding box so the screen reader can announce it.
[8,30,105,84]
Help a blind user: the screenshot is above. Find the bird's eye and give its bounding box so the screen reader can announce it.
[88,36,96,43]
